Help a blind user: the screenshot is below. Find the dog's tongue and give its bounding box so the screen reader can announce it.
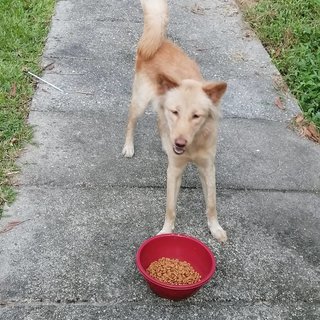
[173,145,185,155]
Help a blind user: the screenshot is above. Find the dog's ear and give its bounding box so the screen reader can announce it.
[157,74,179,95]
[202,82,227,104]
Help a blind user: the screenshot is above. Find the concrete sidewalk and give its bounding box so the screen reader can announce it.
[1,0,319,318]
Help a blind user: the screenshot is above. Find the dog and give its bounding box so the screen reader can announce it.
[122,0,227,242]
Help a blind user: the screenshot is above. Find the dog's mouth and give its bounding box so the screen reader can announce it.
[173,144,185,155]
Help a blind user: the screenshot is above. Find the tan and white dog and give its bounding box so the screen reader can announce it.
[122,0,227,242]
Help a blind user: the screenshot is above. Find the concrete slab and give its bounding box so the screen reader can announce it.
[1,303,320,320]
[38,0,298,120]
[18,111,320,191]
[0,188,319,305]
[33,54,296,122]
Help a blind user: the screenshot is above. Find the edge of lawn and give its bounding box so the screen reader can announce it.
[0,0,56,218]
[236,0,320,142]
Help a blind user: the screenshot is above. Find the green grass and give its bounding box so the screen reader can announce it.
[243,0,320,128]
[0,0,55,217]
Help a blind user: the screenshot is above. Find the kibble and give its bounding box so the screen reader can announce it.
[147,257,201,285]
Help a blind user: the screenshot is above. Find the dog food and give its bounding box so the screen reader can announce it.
[147,257,201,285]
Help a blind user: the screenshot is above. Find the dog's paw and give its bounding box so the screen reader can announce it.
[213,228,228,243]
[157,226,174,235]
[208,222,227,243]
[122,144,134,158]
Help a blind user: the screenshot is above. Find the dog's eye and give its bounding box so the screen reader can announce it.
[193,114,200,119]
[171,110,178,116]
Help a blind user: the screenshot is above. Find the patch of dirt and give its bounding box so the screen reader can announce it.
[272,73,289,93]
[191,3,205,15]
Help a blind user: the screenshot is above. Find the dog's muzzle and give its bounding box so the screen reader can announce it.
[173,138,187,155]
[173,145,185,155]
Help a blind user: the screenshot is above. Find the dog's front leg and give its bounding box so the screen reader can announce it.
[158,161,186,234]
[198,162,227,243]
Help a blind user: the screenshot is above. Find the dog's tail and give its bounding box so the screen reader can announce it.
[138,0,168,59]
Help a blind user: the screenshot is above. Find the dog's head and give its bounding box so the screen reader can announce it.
[157,74,227,155]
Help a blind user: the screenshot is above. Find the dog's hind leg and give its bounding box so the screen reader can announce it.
[122,74,154,157]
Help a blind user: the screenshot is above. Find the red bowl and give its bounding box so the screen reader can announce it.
[136,234,216,300]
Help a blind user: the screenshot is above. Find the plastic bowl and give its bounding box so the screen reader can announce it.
[136,234,216,300]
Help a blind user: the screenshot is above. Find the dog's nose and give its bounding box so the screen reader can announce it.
[174,138,187,148]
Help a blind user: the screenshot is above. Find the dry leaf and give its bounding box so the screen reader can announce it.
[306,124,320,143]
[9,83,17,97]
[307,124,319,138]
[295,114,304,124]
[275,96,285,110]
[0,220,29,234]
[302,127,319,142]
[294,113,320,143]
[303,127,313,139]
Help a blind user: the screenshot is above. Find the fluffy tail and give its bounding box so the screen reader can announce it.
[138,0,168,59]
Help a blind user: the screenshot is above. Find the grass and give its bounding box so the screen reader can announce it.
[0,0,55,217]
[239,0,320,129]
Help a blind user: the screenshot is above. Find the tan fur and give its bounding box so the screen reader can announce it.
[123,0,228,242]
